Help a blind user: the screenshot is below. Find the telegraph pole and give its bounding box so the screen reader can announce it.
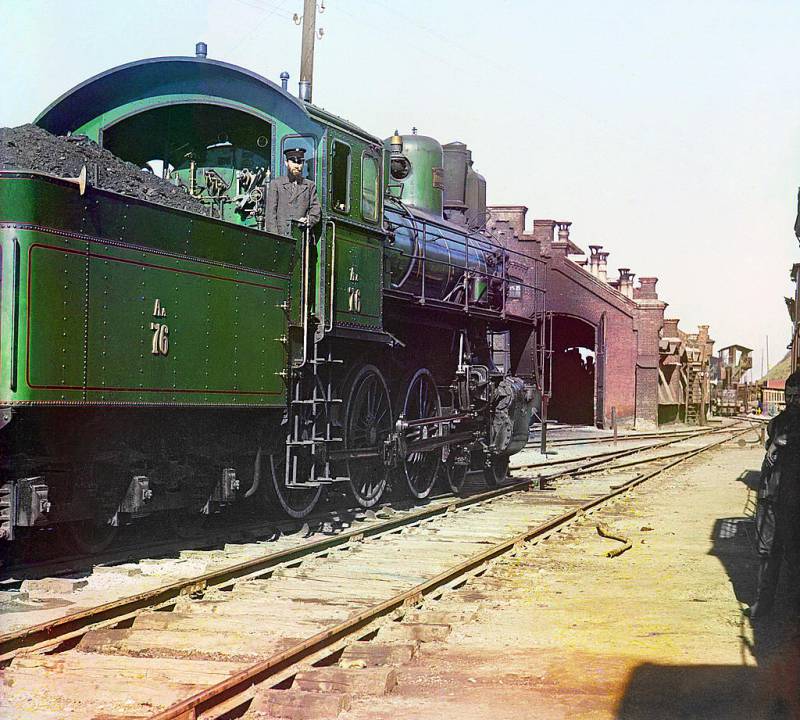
[299,0,317,102]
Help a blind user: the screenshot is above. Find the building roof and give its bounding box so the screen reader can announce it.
[761,351,792,383]
[718,344,753,353]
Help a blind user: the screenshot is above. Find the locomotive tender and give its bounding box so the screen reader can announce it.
[0,48,543,554]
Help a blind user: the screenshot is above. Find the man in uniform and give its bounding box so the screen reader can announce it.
[747,370,800,620]
[265,147,322,237]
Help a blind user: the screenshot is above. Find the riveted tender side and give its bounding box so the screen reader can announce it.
[0,171,297,545]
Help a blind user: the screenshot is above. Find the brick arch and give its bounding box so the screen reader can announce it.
[549,314,598,426]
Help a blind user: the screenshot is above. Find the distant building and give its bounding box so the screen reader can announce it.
[762,379,785,416]
[713,344,754,416]
[658,320,714,424]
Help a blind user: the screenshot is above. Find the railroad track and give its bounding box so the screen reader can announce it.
[0,424,742,583]
[527,421,746,448]
[0,421,758,719]
[516,423,749,474]
[0,424,742,636]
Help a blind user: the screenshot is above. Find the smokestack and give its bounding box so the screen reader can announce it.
[556,221,572,246]
[598,251,609,282]
[626,271,636,298]
[588,245,602,277]
[663,318,680,338]
[195,42,208,59]
[617,268,635,298]
[532,219,556,253]
[299,0,317,102]
[634,277,660,300]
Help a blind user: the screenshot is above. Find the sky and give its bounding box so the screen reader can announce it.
[1,0,798,376]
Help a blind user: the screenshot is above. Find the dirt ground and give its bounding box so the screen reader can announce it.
[343,440,800,720]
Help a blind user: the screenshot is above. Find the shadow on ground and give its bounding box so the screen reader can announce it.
[615,466,800,719]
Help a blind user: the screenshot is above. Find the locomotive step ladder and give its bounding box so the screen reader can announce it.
[285,341,345,488]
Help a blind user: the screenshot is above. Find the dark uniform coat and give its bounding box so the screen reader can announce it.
[756,405,800,559]
[265,176,322,237]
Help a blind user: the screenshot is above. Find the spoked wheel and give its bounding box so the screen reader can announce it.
[483,454,510,488]
[66,518,118,555]
[344,364,392,508]
[268,379,326,519]
[442,446,469,494]
[398,368,442,499]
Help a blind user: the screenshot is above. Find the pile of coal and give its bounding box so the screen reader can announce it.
[0,124,210,216]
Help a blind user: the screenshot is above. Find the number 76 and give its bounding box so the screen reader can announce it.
[150,322,170,355]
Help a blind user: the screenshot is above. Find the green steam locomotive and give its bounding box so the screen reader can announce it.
[0,47,543,555]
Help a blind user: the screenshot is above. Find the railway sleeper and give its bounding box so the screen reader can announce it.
[249,689,351,719]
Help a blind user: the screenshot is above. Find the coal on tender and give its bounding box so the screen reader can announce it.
[0,124,210,216]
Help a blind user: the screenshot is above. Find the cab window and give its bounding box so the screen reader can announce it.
[361,153,380,222]
[330,140,351,213]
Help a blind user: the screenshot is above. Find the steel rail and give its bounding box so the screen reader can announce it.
[148,424,753,720]
[0,422,750,663]
[569,446,701,476]
[531,425,730,448]
[514,424,731,474]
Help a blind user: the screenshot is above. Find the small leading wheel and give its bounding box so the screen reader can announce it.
[344,364,392,508]
[269,448,322,519]
[483,454,510,488]
[66,518,118,555]
[398,368,442,499]
[268,377,326,519]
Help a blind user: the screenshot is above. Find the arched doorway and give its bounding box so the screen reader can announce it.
[549,315,597,426]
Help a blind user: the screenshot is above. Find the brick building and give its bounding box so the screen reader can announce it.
[487,206,666,429]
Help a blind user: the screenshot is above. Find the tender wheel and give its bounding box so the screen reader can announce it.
[344,364,392,508]
[268,377,326,519]
[398,368,442,499]
[483,454,510,488]
[66,519,118,555]
[442,447,468,494]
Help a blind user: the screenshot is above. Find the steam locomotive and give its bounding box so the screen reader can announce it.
[0,47,544,555]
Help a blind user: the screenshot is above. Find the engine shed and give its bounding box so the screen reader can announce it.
[488,206,666,430]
